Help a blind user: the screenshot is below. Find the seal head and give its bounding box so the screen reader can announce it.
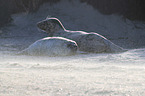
[37,18,65,34]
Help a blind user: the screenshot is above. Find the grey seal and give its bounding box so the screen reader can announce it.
[18,37,78,56]
[37,18,125,53]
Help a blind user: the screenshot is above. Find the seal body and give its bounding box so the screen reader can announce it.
[37,18,125,53]
[18,37,78,56]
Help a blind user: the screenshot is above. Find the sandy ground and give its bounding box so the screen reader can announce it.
[0,45,145,96]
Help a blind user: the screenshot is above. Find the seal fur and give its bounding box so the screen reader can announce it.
[18,37,78,56]
[37,18,125,53]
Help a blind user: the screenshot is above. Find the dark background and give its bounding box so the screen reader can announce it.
[0,0,145,28]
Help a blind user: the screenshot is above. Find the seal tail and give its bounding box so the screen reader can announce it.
[16,49,28,55]
[104,39,127,53]
[109,42,127,53]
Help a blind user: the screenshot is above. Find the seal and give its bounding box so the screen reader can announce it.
[18,37,78,56]
[37,18,125,53]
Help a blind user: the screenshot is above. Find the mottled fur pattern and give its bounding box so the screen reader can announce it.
[37,18,125,53]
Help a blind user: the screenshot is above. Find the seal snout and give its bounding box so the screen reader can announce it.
[37,21,48,30]
[67,43,78,51]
